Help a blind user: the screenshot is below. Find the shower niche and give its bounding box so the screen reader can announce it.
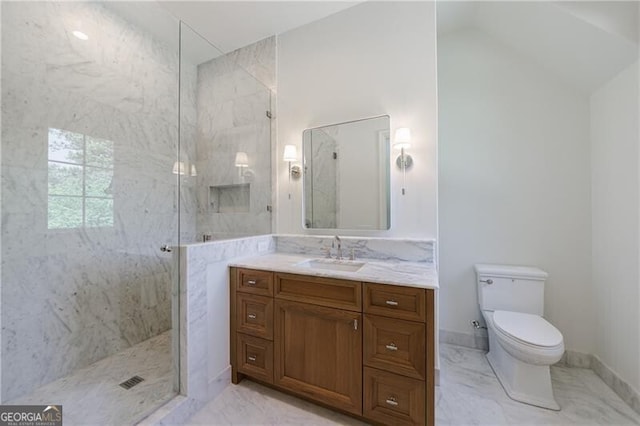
[209,183,251,213]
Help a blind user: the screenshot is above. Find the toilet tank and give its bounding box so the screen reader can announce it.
[475,264,548,315]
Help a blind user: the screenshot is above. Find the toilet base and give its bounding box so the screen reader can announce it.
[487,329,560,411]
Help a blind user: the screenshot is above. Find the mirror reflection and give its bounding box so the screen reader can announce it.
[303,115,390,230]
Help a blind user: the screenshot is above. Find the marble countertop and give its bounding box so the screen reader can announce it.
[229,253,438,289]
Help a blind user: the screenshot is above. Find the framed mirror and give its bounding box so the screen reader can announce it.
[303,115,390,230]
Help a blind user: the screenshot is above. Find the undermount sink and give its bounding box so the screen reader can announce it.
[295,258,365,273]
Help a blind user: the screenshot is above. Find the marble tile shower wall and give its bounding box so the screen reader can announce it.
[1,2,185,400]
[195,37,275,240]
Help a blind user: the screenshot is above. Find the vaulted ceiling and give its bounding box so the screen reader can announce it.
[437,1,639,93]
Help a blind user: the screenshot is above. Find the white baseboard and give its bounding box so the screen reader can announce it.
[439,329,488,351]
[208,366,231,401]
[591,355,640,416]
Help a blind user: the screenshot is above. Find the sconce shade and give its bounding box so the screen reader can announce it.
[235,151,249,167]
[393,127,412,149]
[190,164,197,177]
[283,144,297,162]
[172,161,186,175]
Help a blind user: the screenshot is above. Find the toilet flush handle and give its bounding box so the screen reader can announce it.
[480,278,494,285]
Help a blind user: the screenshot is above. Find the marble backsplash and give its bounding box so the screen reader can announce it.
[275,234,436,263]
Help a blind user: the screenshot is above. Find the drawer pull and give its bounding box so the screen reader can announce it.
[386,396,399,407]
[248,355,257,362]
[247,279,257,285]
[385,300,399,306]
[385,343,398,351]
[248,313,257,319]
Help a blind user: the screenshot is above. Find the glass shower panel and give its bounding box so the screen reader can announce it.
[179,23,274,242]
[1,1,180,422]
[178,23,223,244]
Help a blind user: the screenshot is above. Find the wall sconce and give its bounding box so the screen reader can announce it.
[235,151,249,167]
[283,144,300,200]
[172,161,186,176]
[235,151,249,179]
[173,161,197,177]
[283,145,301,180]
[394,127,413,195]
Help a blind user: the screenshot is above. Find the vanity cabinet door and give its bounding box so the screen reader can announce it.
[274,299,362,416]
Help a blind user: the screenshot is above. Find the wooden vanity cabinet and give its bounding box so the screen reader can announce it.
[230,267,435,426]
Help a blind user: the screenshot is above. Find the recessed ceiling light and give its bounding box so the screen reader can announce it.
[72,30,88,41]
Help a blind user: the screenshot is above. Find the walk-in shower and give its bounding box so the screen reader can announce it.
[0,1,273,423]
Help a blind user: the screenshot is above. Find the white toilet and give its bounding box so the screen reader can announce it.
[475,264,564,410]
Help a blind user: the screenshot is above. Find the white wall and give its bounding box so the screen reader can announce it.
[438,29,594,353]
[276,1,437,238]
[590,62,640,391]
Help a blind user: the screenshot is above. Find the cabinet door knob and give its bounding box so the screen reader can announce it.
[385,396,399,407]
[385,300,399,306]
[247,279,257,285]
[353,319,358,330]
[385,343,398,351]
[248,355,257,362]
[248,313,257,319]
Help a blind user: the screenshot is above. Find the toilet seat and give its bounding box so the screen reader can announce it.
[493,310,563,348]
[487,311,564,366]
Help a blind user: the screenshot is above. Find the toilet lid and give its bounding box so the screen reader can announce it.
[493,310,563,347]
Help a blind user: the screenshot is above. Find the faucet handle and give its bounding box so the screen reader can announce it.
[321,246,332,258]
[349,248,356,261]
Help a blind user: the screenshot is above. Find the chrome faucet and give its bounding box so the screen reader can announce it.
[333,235,342,260]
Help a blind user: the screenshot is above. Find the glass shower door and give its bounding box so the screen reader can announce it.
[179,23,274,243]
[1,1,181,423]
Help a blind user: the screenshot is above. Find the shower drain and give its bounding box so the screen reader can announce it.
[119,375,144,390]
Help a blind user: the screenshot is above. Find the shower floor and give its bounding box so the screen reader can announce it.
[8,330,174,425]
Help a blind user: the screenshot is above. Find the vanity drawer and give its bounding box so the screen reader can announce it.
[364,314,426,380]
[364,367,425,426]
[236,293,274,340]
[236,333,273,384]
[236,268,274,296]
[364,283,425,322]
[275,273,361,312]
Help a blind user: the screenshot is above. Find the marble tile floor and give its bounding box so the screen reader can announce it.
[187,343,640,425]
[9,330,175,426]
